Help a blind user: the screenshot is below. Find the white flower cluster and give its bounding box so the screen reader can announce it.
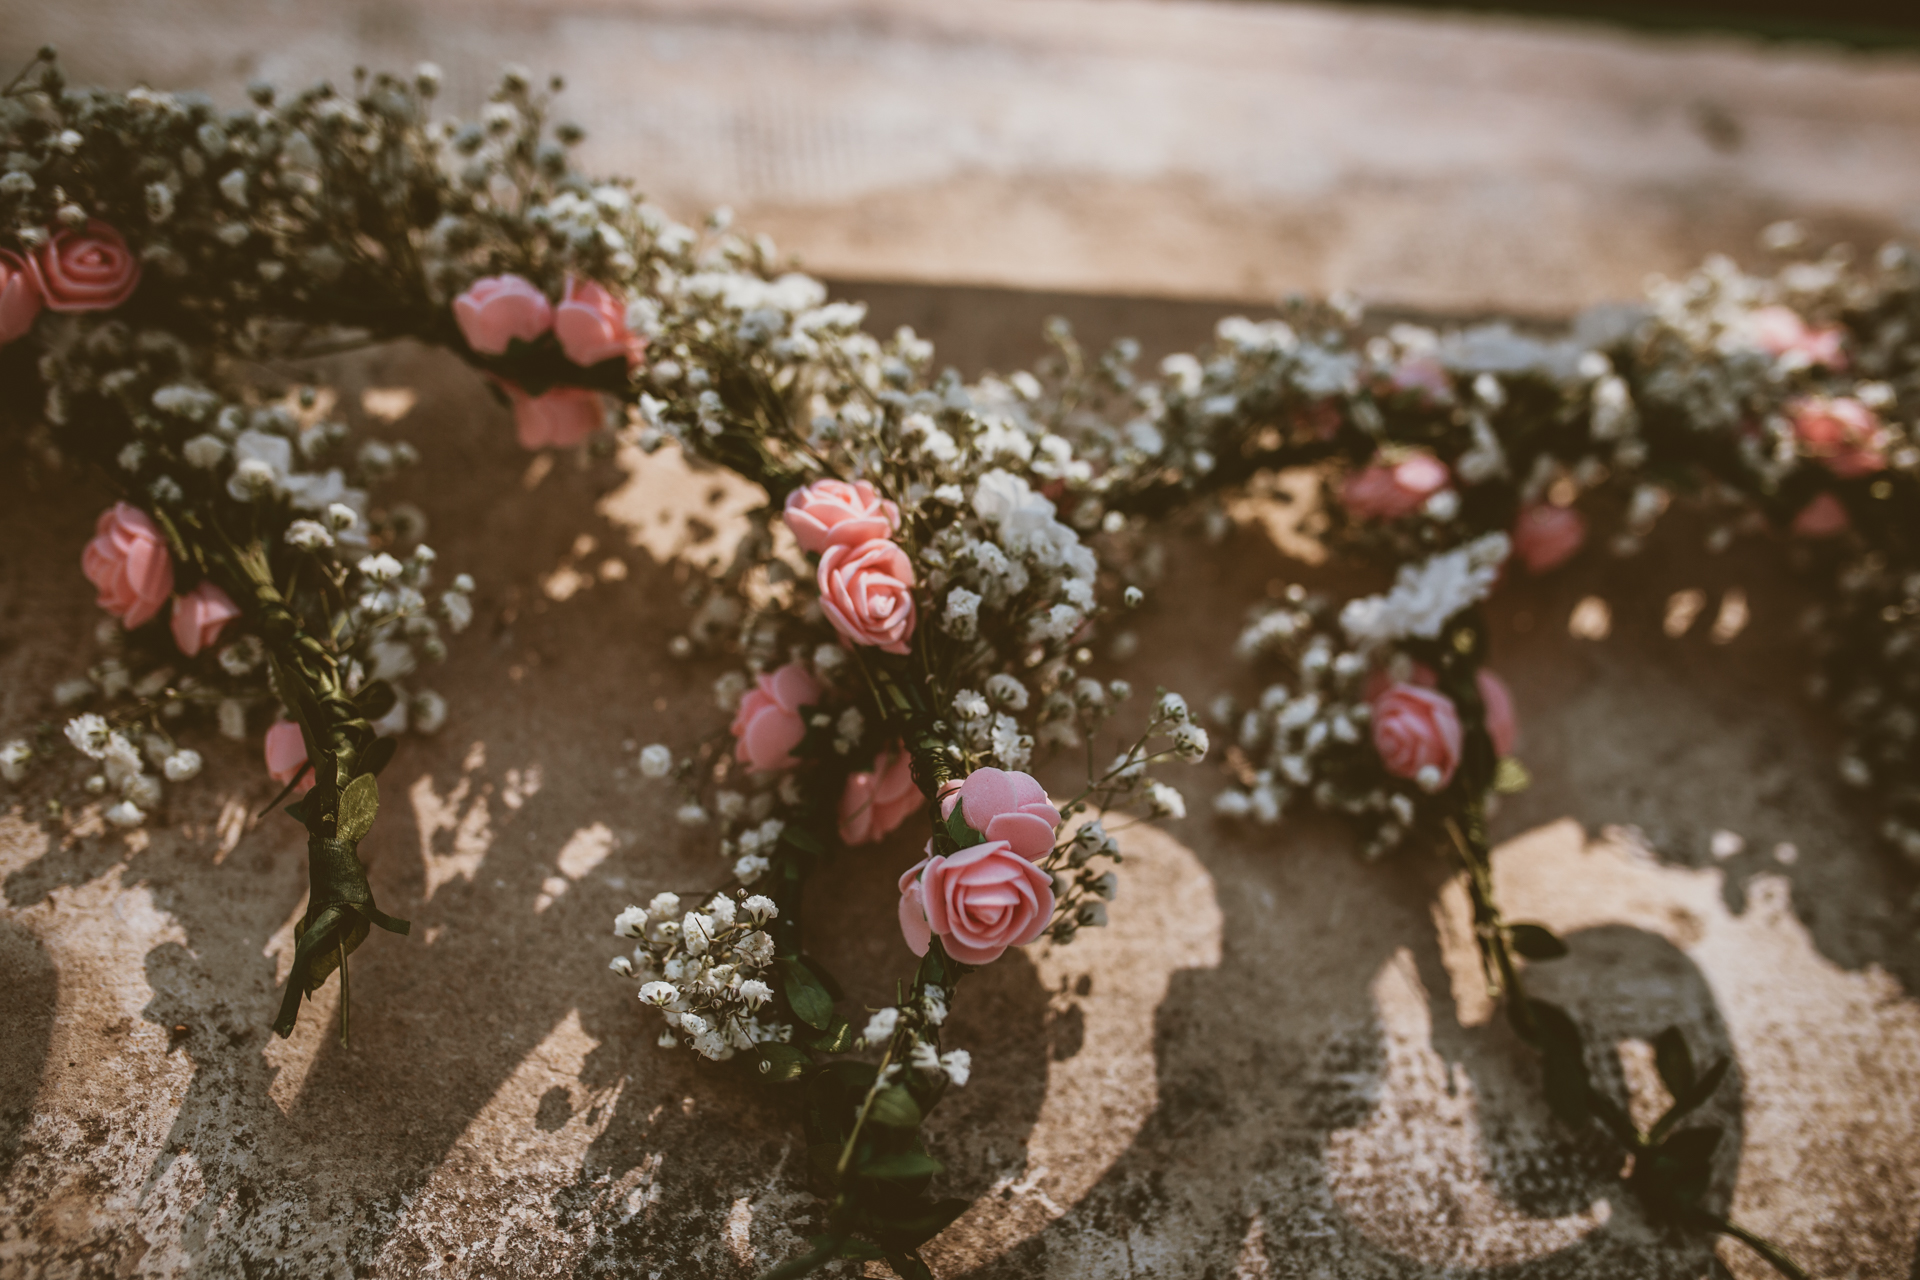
[1338,533,1511,648]
[59,714,202,826]
[610,890,790,1061]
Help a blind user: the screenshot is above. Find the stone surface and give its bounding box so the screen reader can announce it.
[4,2,1920,1275]
[7,0,1920,313]
[1,288,1919,1279]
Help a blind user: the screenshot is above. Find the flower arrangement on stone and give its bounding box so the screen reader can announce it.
[0,46,1899,1277]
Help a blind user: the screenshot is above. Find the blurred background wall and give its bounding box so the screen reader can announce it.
[6,0,1920,316]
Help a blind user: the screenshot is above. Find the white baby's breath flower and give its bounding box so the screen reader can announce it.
[638,981,676,1007]
[162,750,202,782]
[939,1049,972,1087]
[1148,782,1186,819]
[861,1007,900,1046]
[0,740,32,782]
[286,519,334,551]
[65,714,111,759]
[614,905,649,938]
[105,800,146,828]
[638,744,672,778]
[733,853,770,884]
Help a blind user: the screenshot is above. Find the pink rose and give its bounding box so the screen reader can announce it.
[1513,503,1586,574]
[1749,305,1847,370]
[1790,396,1886,479]
[1341,453,1450,521]
[82,502,174,628]
[782,479,903,554]
[1370,682,1464,789]
[1477,669,1518,758]
[453,274,552,355]
[937,765,1062,861]
[264,719,314,797]
[171,581,240,658]
[730,662,820,772]
[818,539,917,655]
[32,221,139,312]
[0,249,43,344]
[553,275,646,368]
[505,383,603,450]
[1792,491,1850,538]
[898,839,1055,966]
[838,742,924,846]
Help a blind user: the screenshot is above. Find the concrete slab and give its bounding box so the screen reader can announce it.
[1,287,1918,1278]
[7,0,1920,312]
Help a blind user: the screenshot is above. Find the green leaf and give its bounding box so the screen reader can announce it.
[1526,1000,1592,1129]
[754,1043,812,1083]
[806,1016,853,1054]
[1508,922,1569,960]
[355,680,398,720]
[1653,1026,1696,1099]
[870,1197,971,1250]
[1634,1125,1723,1214]
[780,824,825,857]
[806,1142,842,1178]
[285,796,312,824]
[777,956,836,1030]
[1492,757,1532,793]
[945,806,983,850]
[359,735,398,778]
[867,1085,922,1129]
[834,1238,886,1261]
[1587,1091,1642,1150]
[336,773,380,847]
[1653,1055,1731,1142]
[859,1151,944,1181]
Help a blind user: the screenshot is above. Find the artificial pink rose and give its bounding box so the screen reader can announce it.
[783,479,903,554]
[1790,396,1887,479]
[1513,503,1587,574]
[32,221,139,312]
[1792,491,1851,538]
[264,719,314,797]
[937,765,1062,862]
[0,249,43,344]
[818,538,917,655]
[1340,453,1450,521]
[170,581,240,658]
[453,274,552,355]
[898,838,1056,965]
[838,742,924,846]
[82,502,174,629]
[1370,682,1464,789]
[505,383,603,450]
[553,275,646,368]
[1749,305,1847,370]
[730,662,821,772]
[1477,669,1518,758]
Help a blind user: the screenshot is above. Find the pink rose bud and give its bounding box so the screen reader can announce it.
[937,765,1062,861]
[452,274,553,355]
[553,275,647,368]
[818,538,917,655]
[1370,682,1464,790]
[1790,396,1886,479]
[1749,305,1847,370]
[782,479,903,554]
[1477,669,1518,758]
[0,248,43,344]
[82,502,174,628]
[505,383,604,450]
[838,742,924,846]
[32,221,140,312]
[729,662,821,772]
[171,581,241,658]
[1340,453,1450,521]
[1792,491,1851,538]
[898,839,1055,965]
[1513,503,1587,574]
[264,719,314,797]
